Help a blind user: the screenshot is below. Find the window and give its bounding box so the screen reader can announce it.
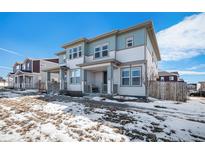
[69,49,72,59]
[121,67,141,86]
[126,37,134,48]
[23,64,26,70]
[169,76,174,81]
[68,46,82,60]
[16,65,20,70]
[78,46,82,57]
[94,44,109,58]
[102,44,108,57]
[131,68,141,86]
[121,68,130,86]
[63,55,66,63]
[70,69,81,84]
[27,62,30,69]
[160,77,165,81]
[73,47,78,59]
[94,47,101,58]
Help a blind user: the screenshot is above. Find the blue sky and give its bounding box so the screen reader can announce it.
[0,12,204,83]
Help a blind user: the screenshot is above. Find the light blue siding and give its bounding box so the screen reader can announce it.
[147,33,154,54]
[116,28,145,50]
[58,54,66,64]
[65,43,85,60]
[85,35,116,56]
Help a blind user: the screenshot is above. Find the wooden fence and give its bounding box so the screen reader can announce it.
[149,81,187,102]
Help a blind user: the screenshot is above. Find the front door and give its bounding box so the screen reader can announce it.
[103,71,107,84]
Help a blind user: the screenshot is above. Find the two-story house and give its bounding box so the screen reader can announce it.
[9,58,59,89]
[45,21,161,97]
[157,71,180,82]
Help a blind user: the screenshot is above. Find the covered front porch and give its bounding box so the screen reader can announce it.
[14,71,35,89]
[80,60,120,95]
[43,66,66,93]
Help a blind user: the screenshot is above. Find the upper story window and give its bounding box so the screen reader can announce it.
[68,45,82,60]
[27,62,30,69]
[102,44,108,57]
[121,67,141,86]
[169,76,174,81]
[126,37,134,48]
[94,44,109,59]
[94,46,101,58]
[22,64,26,70]
[16,65,20,70]
[63,55,66,63]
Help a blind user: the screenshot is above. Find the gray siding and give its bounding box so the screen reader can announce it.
[59,54,66,64]
[117,28,145,50]
[85,35,116,56]
[147,33,154,54]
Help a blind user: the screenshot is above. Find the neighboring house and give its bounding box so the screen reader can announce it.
[0,77,7,87]
[157,71,180,82]
[187,83,197,92]
[199,81,205,92]
[9,58,59,89]
[44,21,161,97]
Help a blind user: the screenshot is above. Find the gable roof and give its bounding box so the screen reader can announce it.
[158,71,179,77]
[58,21,161,60]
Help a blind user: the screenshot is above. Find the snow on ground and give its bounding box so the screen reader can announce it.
[0,93,128,142]
[0,90,205,142]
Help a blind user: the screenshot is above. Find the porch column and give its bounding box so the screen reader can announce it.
[23,75,25,89]
[59,68,63,90]
[46,72,51,91]
[18,76,20,88]
[107,64,113,95]
[81,69,87,93]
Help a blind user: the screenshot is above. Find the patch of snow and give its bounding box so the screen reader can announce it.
[32,102,68,114]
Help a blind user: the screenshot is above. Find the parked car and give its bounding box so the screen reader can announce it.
[189,90,205,97]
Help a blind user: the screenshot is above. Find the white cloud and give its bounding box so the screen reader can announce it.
[189,64,205,70]
[0,47,22,56]
[167,70,205,75]
[0,66,12,70]
[157,13,205,61]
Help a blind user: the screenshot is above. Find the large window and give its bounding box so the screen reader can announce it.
[94,44,109,59]
[126,37,134,48]
[69,45,82,60]
[131,68,141,85]
[121,67,141,86]
[70,69,81,84]
[121,68,130,86]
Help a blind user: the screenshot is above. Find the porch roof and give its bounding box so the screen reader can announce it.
[77,59,121,67]
[42,66,60,73]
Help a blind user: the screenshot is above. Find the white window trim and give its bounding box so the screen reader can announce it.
[94,43,109,59]
[126,37,134,48]
[68,45,83,60]
[121,68,130,86]
[70,69,81,85]
[131,67,141,86]
[121,66,142,87]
